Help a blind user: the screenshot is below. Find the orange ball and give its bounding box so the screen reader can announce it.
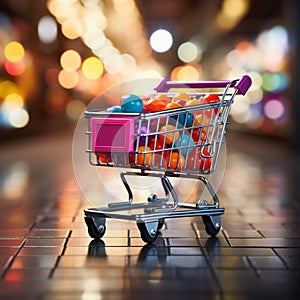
[136,146,153,166]
[185,99,201,106]
[98,153,112,164]
[159,124,179,144]
[173,93,191,102]
[164,102,182,110]
[143,95,171,112]
[166,152,185,170]
[153,153,168,168]
[157,94,172,102]
[195,113,211,125]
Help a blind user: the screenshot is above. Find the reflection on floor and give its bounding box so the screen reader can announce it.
[0,129,300,300]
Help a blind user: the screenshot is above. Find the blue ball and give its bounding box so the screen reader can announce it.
[172,111,194,127]
[178,112,194,126]
[174,133,194,156]
[121,94,143,113]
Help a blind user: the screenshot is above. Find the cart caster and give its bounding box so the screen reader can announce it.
[202,215,221,236]
[85,216,106,239]
[137,221,159,243]
[158,218,165,230]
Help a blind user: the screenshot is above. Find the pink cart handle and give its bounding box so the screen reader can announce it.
[155,75,252,96]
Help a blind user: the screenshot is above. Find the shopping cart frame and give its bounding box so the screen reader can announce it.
[83,75,252,243]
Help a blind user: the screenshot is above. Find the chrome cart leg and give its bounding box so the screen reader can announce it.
[197,175,222,236]
[107,172,133,208]
[161,175,179,210]
[109,171,171,209]
[147,175,170,204]
[197,175,219,208]
[120,172,133,203]
[145,175,179,213]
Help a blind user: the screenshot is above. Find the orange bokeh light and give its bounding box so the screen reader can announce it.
[58,69,79,89]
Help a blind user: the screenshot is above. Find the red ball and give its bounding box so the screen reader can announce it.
[187,150,211,171]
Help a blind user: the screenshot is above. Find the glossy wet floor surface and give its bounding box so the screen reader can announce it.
[0,130,300,300]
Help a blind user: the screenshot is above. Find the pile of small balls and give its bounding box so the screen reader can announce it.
[104,92,220,172]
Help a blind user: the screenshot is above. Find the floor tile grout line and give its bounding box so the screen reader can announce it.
[48,230,72,279]
[245,255,262,279]
[127,229,131,247]
[272,248,291,270]
[249,223,256,230]
[220,228,233,247]
[0,220,38,279]
[0,238,27,279]
[71,198,85,223]
[191,222,225,300]
[257,230,265,238]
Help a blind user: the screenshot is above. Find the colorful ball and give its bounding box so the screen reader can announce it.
[174,133,194,156]
[138,125,150,146]
[121,94,143,113]
[143,95,171,112]
[173,93,191,102]
[136,146,153,166]
[172,111,194,127]
[159,124,179,144]
[165,152,185,170]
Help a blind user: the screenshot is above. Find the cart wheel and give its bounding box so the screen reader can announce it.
[85,216,106,239]
[158,218,165,230]
[137,221,159,243]
[202,215,221,236]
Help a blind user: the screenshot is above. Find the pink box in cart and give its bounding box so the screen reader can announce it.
[91,116,137,153]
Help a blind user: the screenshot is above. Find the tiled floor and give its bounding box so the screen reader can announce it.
[0,129,300,300]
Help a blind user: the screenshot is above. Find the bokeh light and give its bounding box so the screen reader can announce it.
[0,80,21,98]
[245,89,264,104]
[4,60,26,76]
[149,29,173,53]
[8,108,29,128]
[61,19,83,40]
[1,161,29,201]
[264,99,285,120]
[60,50,82,71]
[262,72,289,93]
[216,0,250,31]
[222,24,291,136]
[177,42,200,63]
[82,57,104,80]
[0,1,293,138]
[257,25,288,72]
[4,41,25,63]
[83,29,106,49]
[3,93,24,110]
[173,65,201,81]
[58,69,79,89]
[38,15,58,44]
[226,50,244,69]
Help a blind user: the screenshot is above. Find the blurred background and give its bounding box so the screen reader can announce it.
[0,0,299,149]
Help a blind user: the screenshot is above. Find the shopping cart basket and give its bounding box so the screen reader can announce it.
[84,75,252,243]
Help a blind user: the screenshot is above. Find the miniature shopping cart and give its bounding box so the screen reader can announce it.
[84,75,252,243]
